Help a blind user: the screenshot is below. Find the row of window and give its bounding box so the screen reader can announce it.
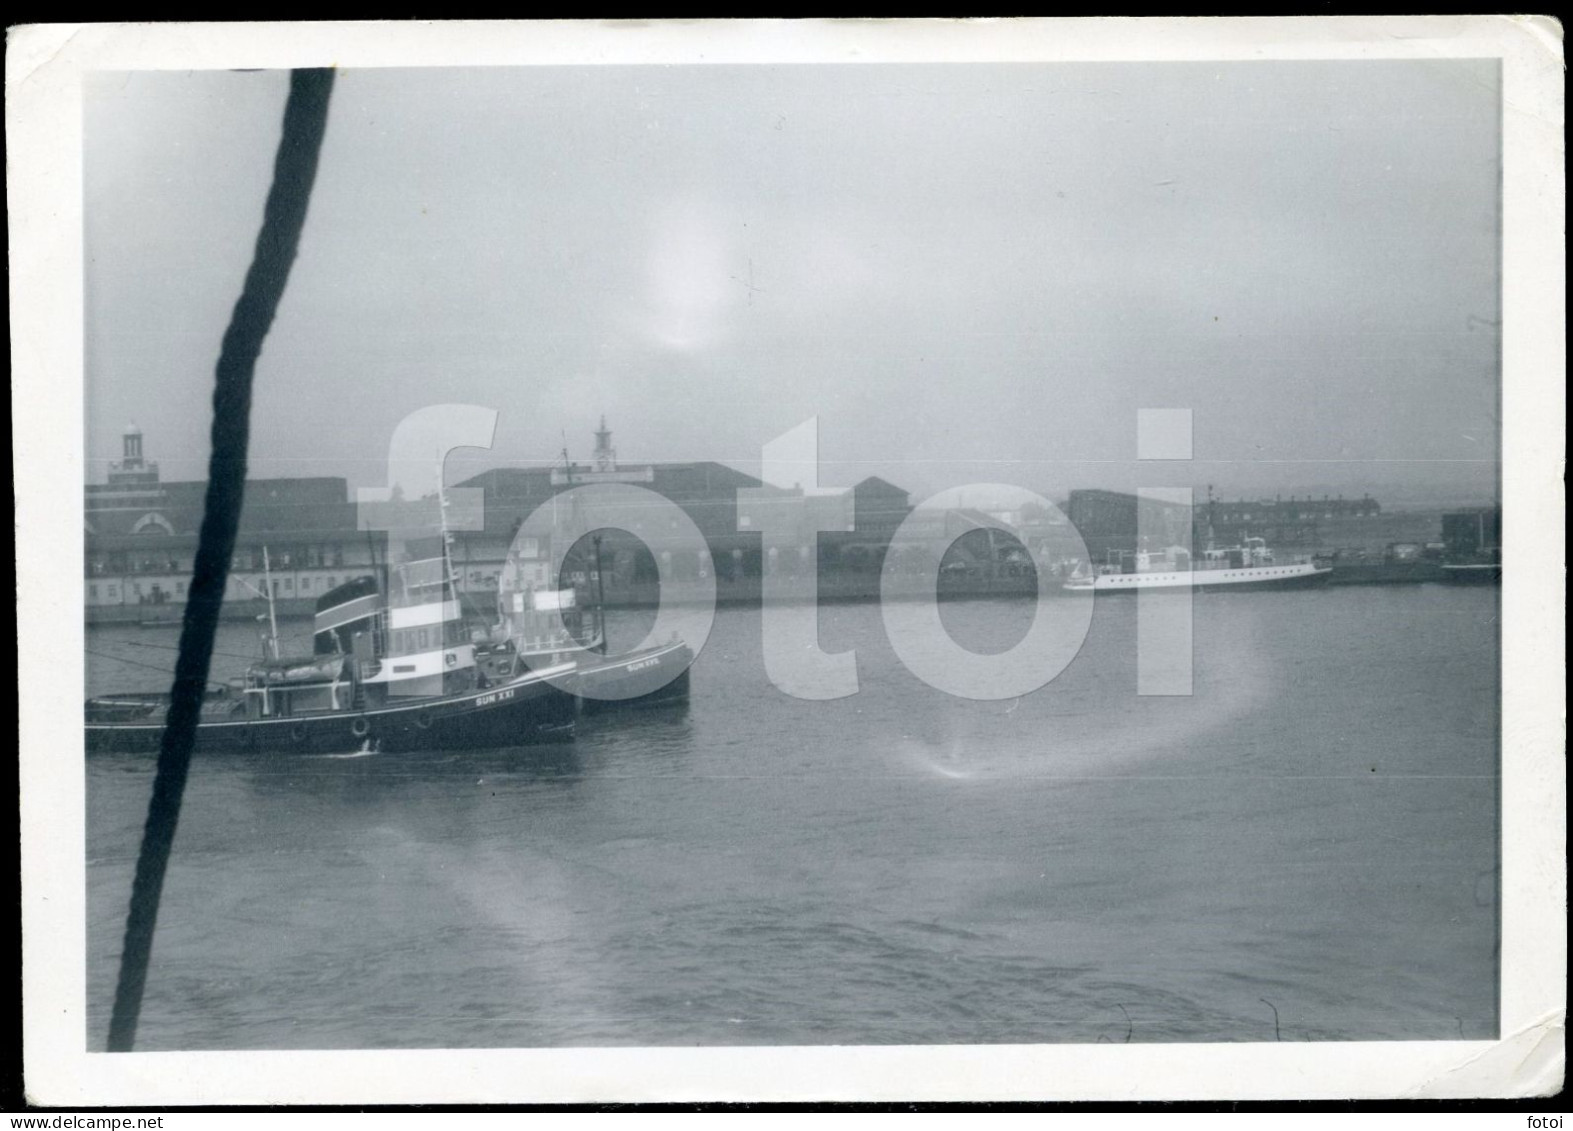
[388,621,467,655]
[232,546,347,570]
[87,550,358,574]
[87,571,509,605]
[261,576,340,595]
[86,557,184,575]
[88,580,186,602]
[87,576,353,603]
[1100,566,1308,584]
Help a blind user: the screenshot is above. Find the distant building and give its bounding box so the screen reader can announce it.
[1062,488,1387,561]
[455,451,771,585]
[83,421,927,619]
[108,421,1325,615]
[1209,494,1380,524]
[85,425,368,614]
[1065,488,1194,561]
[817,476,913,571]
[1203,493,1380,549]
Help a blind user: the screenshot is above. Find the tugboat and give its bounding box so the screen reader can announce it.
[477,536,694,713]
[85,547,576,756]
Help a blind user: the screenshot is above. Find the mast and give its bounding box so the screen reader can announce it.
[560,429,575,484]
[592,533,608,654]
[261,546,280,659]
[434,470,458,594]
[365,528,383,596]
[554,434,572,530]
[433,459,490,645]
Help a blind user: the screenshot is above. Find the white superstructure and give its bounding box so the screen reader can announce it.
[1064,537,1331,593]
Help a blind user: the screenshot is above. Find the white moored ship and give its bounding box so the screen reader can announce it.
[1064,536,1332,594]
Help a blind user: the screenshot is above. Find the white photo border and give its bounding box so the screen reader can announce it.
[12,16,1565,1105]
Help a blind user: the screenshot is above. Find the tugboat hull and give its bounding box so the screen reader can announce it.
[85,671,576,756]
[572,641,694,714]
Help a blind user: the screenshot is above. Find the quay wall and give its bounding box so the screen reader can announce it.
[85,573,1049,626]
[82,508,1479,628]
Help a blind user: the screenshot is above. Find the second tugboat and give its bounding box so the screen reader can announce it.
[475,537,694,714]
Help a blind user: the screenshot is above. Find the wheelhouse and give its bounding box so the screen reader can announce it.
[305,556,481,707]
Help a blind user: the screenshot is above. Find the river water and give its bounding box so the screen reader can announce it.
[86,584,1499,1049]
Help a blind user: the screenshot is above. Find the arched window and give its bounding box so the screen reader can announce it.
[131,512,176,536]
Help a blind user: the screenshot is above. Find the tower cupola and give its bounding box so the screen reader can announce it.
[593,415,616,473]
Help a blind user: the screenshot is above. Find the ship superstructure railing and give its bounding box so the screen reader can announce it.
[243,653,357,718]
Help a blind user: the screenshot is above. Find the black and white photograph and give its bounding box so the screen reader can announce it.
[13,18,1564,1106]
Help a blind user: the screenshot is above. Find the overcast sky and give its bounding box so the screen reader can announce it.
[85,61,1501,506]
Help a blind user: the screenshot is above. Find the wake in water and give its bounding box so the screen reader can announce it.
[318,739,381,760]
[890,608,1279,783]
